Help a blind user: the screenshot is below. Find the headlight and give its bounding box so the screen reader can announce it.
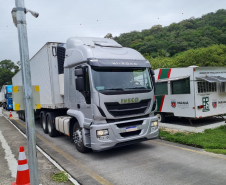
[151,121,158,127]
[97,129,109,136]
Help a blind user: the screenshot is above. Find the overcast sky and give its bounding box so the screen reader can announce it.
[0,0,225,63]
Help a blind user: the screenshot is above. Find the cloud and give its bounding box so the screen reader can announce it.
[0,0,225,63]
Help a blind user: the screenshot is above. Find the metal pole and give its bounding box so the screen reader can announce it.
[15,0,39,184]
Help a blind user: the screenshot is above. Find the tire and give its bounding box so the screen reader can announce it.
[21,112,24,121]
[18,112,21,120]
[156,113,166,123]
[72,123,90,153]
[41,112,48,134]
[22,111,26,122]
[47,113,58,137]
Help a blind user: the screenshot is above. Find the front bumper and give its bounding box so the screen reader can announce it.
[90,116,159,151]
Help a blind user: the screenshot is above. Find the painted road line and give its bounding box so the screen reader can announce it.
[0,130,18,178]
[11,117,113,185]
[150,140,226,161]
[3,116,79,185]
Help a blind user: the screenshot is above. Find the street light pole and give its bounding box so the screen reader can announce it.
[12,0,39,184]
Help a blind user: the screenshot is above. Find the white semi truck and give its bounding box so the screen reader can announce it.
[12,37,158,152]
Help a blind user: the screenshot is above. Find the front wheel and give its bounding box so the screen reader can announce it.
[72,123,90,153]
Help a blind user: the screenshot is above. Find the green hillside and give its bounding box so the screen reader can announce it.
[114,9,226,58]
[144,44,226,69]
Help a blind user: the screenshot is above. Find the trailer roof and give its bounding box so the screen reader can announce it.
[196,76,226,82]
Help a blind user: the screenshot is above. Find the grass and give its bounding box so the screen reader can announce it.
[159,125,226,155]
[52,171,69,183]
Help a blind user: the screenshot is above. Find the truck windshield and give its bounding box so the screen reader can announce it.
[91,67,152,92]
[7,94,12,99]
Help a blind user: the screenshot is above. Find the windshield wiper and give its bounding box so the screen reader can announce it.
[102,88,124,91]
[125,87,146,89]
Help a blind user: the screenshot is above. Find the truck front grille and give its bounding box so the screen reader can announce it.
[105,99,151,117]
[116,120,143,128]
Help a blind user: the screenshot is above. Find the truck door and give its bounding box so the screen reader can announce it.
[76,67,92,119]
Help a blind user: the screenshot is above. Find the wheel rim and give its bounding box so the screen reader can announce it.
[48,117,51,133]
[42,116,46,130]
[73,129,83,147]
[157,114,162,122]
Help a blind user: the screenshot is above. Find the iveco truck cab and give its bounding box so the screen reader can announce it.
[0,85,13,110]
[62,37,158,152]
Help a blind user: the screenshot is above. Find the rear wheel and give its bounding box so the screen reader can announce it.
[23,111,26,121]
[72,123,90,153]
[47,113,58,137]
[41,112,48,134]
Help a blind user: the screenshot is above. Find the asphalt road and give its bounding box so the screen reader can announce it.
[3,109,226,185]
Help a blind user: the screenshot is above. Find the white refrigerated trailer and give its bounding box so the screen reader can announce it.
[154,67,226,123]
[13,38,158,153]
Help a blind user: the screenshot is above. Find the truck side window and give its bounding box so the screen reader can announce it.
[155,82,168,95]
[172,78,190,94]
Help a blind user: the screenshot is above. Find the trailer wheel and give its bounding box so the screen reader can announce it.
[46,113,58,137]
[22,111,26,122]
[72,123,90,153]
[21,112,24,121]
[18,112,21,120]
[157,113,166,123]
[41,112,48,134]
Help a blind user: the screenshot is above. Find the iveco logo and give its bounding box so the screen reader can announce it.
[112,62,138,66]
[121,98,139,104]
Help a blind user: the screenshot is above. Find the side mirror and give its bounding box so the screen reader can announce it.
[76,77,85,91]
[75,68,83,76]
[150,69,155,76]
[152,99,157,112]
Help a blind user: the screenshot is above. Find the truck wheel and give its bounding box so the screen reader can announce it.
[47,113,58,137]
[22,111,26,122]
[18,112,21,120]
[41,112,48,134]
[21,112,24,121]
[72,123,90,153]
[157,113,166,123]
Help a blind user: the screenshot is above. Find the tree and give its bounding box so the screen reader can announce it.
[0,59,20,86]
[104,33,113,39]
[0,68,14,87]
[114,9,226,57]
[0,60,16,71]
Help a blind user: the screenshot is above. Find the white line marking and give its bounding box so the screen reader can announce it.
[0,130,18,178]
[3,115,79,185]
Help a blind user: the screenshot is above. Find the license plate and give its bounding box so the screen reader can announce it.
[126,126,137,132]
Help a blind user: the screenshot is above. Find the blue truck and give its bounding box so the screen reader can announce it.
[0,85,13,110]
